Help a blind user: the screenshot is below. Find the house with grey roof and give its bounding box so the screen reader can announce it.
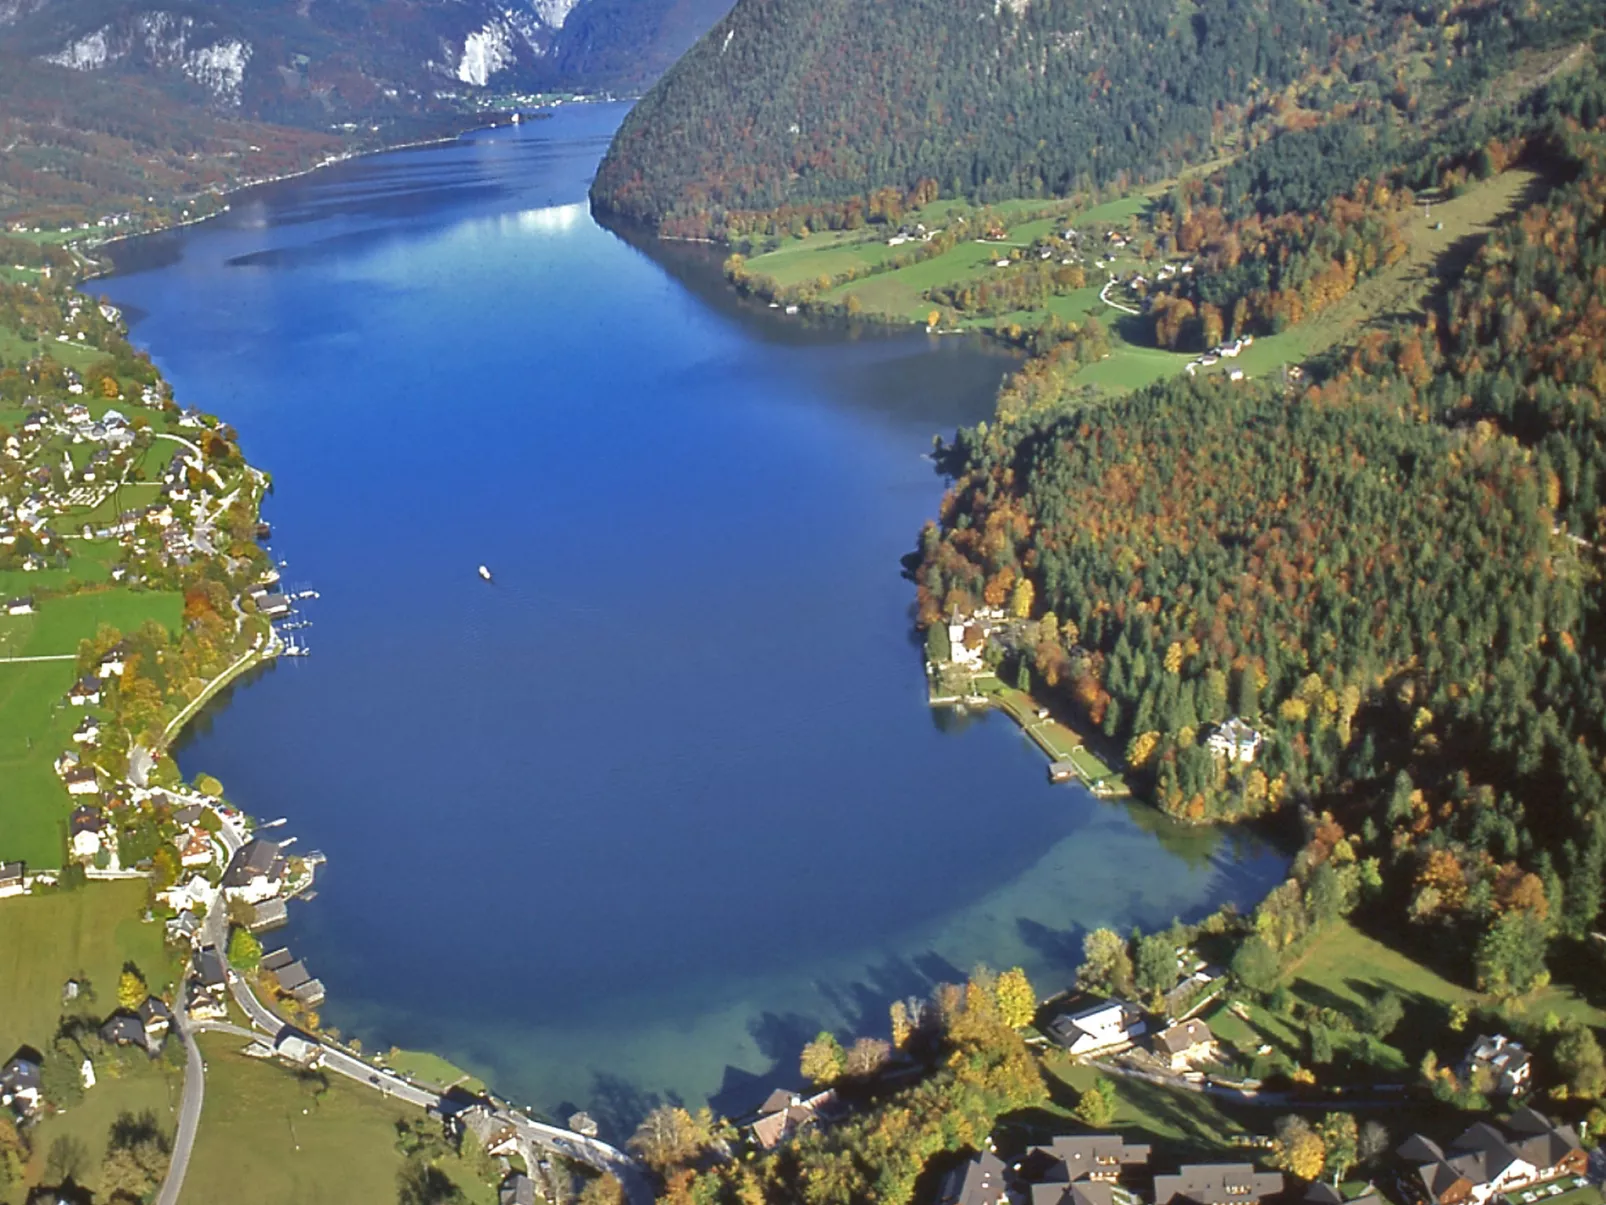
[0,1052,41,1115]
[1152,1164,1284,1205]
[1153,1019,1217,1070]
[1020,1134,1152,1205]
[1395,1111,1585,1205]
[1459,1035,1532,1098]
[222,838,285,903]
[940,1150,1010,1205]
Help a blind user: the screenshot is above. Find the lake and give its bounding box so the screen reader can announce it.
[98,102,1288,1134]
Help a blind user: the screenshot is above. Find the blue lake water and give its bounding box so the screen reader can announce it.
[97,102,1288,1133]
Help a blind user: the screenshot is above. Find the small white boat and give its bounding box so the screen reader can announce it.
[478,565,493,582]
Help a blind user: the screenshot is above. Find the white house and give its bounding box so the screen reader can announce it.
[1206,717,1263,764]
[1460,1034,1532,1097]
[70,807,105,857]
[1048,1001,1147,1056]
[64,767,101,797]
[158,875,212,914]
[4,597,32,616]
[0,862,26,899]
[72,716,100,744]
[68,678,101,706]
[97,651,126,678]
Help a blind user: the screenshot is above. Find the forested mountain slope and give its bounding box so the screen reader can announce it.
[912,62,1606,988]
[591,0,1586,234]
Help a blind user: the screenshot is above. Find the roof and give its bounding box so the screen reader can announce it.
[0,1055,41,1092]
[137,997,173,1026]
[941,1151,1010,1205]
[1399,1110,1585,1203]
[1027,1134,1152,1182]
[750,1089,837,1150]
[195,945,227,988]
[500,1174,538,1205]
[69,806,104,834]
[0,862,22,884]
[759,1088,800,1115]
[99,1013,148,1048]
[260,947,294,972]
[1152,1164,1285,1205]
[1156,1019,1214,1056]
[274,961,312,991]
[222,838,282,887]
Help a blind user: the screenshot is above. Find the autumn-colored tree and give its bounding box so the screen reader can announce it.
[1271,1115,1327,1180]
[800,1032,846,1085]
[1010,577,1035,619]
[1073,1078,1116,1127]
[995,968,1036,1028]
[116,967,147,1011]
[628,1106,714,1174]
[889,999,913,1048]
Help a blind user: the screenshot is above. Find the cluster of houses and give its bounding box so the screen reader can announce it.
[1045,998,1221,1074]
[1,988,177,1121]
[941,1108,1590,1205]
[942,1132,1292,1205]
[1184,336,1254,381]
[1396,1110,1589,1205]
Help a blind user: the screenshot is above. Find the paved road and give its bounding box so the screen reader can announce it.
[0,654,77,664]
[153,1008,205,1205]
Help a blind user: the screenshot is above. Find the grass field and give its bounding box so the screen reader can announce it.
[1032,1053,1258,1159]
[25,1053,183,1199]
[183,1035,499,1205]
[0,880,176,1060]
[0,588,183,865]
[381,1047,488,1095]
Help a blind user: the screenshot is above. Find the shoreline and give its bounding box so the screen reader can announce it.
[80,103,596,274]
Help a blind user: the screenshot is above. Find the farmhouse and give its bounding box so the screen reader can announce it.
[1153,1019,1217,1070]
[1458,1034,1531,1097]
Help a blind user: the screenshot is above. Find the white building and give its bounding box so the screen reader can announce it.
[1206,717,1263,764]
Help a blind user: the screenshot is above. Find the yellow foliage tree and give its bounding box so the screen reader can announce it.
[1126,731,1161,769]
[1010,577,1035,619]
[995,967,1036,1028]
[117,968,147,1011]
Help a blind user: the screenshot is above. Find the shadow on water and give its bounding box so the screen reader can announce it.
[168,657,283,754]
